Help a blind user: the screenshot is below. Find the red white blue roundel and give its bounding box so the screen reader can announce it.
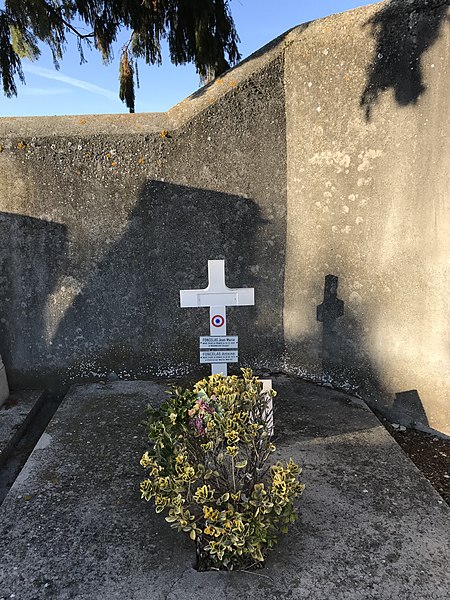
[211,314,225,328]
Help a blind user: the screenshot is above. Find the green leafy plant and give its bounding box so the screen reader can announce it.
[140,368,304,571]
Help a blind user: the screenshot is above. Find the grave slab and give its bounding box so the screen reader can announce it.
[0,377,448,600]
[0,390,46,467]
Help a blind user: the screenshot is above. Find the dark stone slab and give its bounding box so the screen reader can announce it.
[0,390,46,467]
[0,378,448,599]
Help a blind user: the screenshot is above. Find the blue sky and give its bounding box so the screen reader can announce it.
[0,0,376,116]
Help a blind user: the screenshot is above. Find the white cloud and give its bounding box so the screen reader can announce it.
[23,64,118,101]
[22,86,72,96]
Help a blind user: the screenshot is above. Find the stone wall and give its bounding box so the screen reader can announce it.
[0,0,449,434]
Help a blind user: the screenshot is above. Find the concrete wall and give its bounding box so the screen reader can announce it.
[0,354,9,405]
[0,47,287,391]
[0,0,448,434]
[284,0,450,434]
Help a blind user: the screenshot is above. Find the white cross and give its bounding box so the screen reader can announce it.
[180,260,254,375]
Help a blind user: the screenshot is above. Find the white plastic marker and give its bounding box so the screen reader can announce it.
[180,260,254,376]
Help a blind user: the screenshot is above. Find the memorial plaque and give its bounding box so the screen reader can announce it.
[200,336,238,349]
[200,350,239,364]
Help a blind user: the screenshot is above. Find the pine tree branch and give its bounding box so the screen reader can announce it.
[60,18,95,40]
[39,1,95,40]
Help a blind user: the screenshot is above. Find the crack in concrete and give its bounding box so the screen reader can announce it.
[164,567,192,600]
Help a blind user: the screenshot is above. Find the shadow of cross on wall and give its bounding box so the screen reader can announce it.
[317,275,344,378]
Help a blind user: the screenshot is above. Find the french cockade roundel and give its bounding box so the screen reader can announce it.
[211,314,225,328]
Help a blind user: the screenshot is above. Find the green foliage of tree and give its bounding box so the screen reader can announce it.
[0,1,240,112]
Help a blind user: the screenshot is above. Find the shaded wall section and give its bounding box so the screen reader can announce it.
[0,213,67,388]
[0,55,287,390]
[284,0,450,434]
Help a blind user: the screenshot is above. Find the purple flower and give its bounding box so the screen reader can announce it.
[190,415,205,436]
[198,398,215,415]
[188,396,215,435]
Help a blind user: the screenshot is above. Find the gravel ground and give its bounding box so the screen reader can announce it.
[381,420,450,506]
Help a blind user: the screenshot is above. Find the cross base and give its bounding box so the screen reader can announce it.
[211,363,228,376]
